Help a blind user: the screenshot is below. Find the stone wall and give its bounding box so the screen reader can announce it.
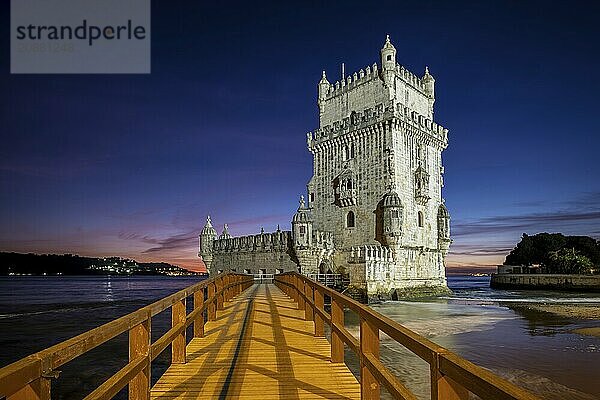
[209,230,299,275]
[490,274,600,291]
[210,250,298,275]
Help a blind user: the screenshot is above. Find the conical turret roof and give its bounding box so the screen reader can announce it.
[201,215,217,236]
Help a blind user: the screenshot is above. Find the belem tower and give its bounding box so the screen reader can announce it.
[199,36,452,299]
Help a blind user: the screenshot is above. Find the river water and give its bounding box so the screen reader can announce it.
[0,275,598,399]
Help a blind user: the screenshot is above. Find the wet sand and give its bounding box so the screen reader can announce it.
[571,327,600,338]
[523,304,600,320]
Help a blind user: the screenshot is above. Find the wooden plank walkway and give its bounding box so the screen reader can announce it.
[151,283,360,400]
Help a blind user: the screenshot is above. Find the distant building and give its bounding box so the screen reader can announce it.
[199,36,451,299]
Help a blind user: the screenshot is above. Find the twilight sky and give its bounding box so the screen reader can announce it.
[1,1,599,272]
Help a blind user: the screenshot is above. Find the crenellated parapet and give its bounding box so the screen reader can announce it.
[321,63,380,100]
[307,101,448,150]
[320,62,430,102]
[212,229,291,254]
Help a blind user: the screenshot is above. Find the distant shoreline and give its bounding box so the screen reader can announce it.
[0,251,198,276]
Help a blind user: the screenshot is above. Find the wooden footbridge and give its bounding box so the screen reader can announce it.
[0,272,540,400]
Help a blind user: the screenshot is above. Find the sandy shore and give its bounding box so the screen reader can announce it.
[571,327,600,338]
[525,304,600,320]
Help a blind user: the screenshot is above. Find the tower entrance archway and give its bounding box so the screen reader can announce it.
[319,259,332,274]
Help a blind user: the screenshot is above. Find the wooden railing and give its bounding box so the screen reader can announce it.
[274,272,540,400]
[0,272,254,400]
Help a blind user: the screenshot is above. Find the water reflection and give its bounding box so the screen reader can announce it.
[104,276,114,302]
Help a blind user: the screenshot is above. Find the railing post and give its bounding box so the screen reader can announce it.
[297,275,305,311]
[172,298,186,364]
[227,275,233,300]
[291,275,298,302]
[194,288,204,338]
[217,277,224,311]
[224,275,230,302]
[314,287,324,337]
[7,377,50,400]
[360,316,380,400]
[430,353,469,400]
[305,282,314,321]
[208,282,216,321]
[287,276,292,297]
[129,312,151,400]
[331,296,344,363]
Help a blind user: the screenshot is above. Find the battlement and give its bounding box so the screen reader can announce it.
[348,245,394,264]
[396,64,427,92]
[307,101,448,148]
[212,229,291,253]
[321,62,427,101]
[322,63,380,100]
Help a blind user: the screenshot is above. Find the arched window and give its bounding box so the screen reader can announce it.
[346,211,355,228]
[418,211,424,227]
[344,145,350,161]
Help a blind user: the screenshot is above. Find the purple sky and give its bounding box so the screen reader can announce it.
[1,1,599,272]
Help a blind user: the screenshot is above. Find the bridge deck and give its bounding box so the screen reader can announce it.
[151,283,360,399]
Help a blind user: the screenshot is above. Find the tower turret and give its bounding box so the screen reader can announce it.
[199,215,217,272]
[318,71,330,102]
[382,189,403,247]
[423,66,435,116]
[219,224,231,240]
[292,195,313,249]
[437,202,451,254]
[318,70,330,118]
[380,35,397,88]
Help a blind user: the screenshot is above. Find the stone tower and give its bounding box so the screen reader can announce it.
[306,35,451,297]
[199,36,450,300]
[199,215,217,271]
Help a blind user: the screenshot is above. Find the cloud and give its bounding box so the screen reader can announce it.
[118,230,198,255]
[449,244,513,257]
[453,192,600,238]
[141,231,198,254]
[453,210,600,237]
[446,192,600,269]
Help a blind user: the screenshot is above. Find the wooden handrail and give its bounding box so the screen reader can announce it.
[0,272,254,400]
[274,272,541,400]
